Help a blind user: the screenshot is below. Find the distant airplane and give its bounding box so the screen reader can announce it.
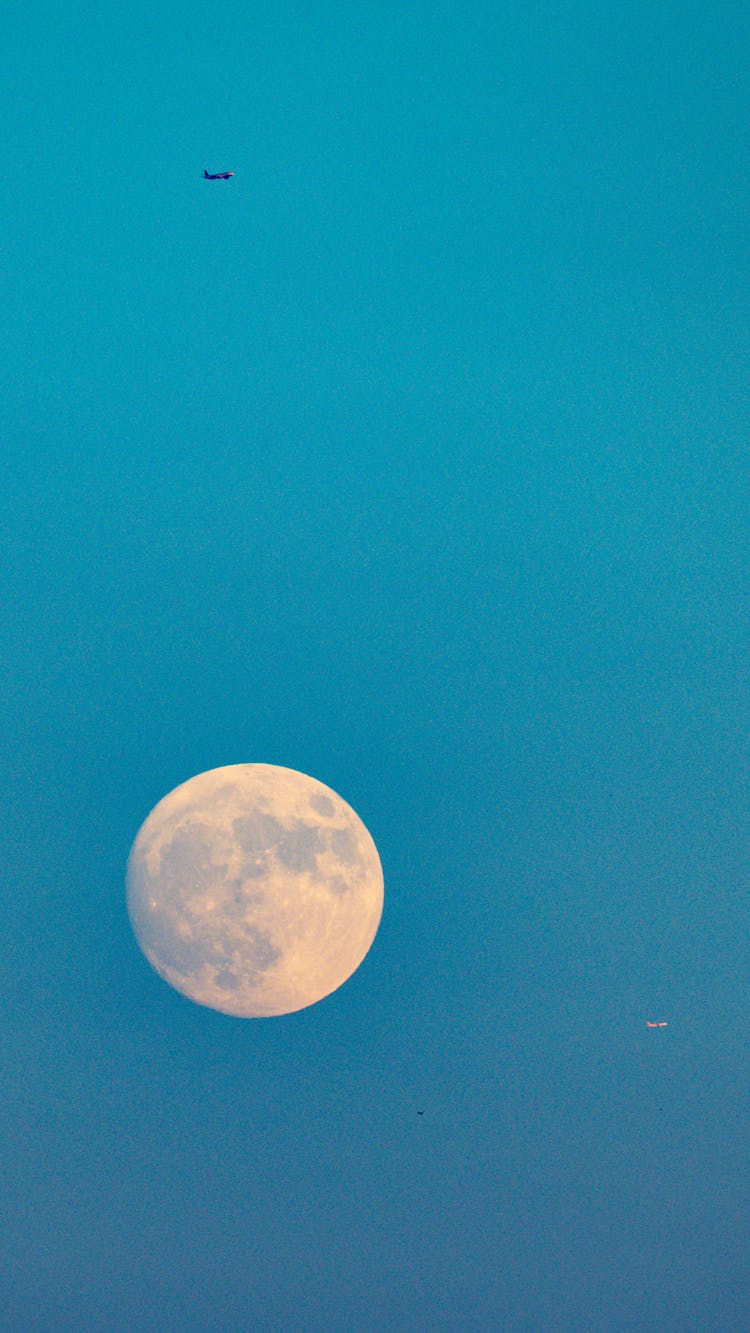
[416,1110,424,1116]
[646,1021,668,1027]
[203,168,234,180]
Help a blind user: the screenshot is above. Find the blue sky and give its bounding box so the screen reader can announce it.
[2,3,749,1329]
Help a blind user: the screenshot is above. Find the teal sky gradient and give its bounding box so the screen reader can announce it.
[2,4,749,1329]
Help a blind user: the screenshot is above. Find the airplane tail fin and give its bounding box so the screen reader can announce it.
[203,169,209,178]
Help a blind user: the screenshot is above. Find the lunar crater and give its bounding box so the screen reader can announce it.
[309,792,335,818]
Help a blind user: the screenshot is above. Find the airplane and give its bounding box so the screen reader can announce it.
[203,168,234,180]
[646,1021,668,1027]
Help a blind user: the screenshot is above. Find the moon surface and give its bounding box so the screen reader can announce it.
[126,764,384,1017]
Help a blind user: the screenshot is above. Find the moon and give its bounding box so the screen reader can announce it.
[126,764,384,1017]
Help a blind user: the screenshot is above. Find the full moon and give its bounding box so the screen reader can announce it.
[126,764,384,1017]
